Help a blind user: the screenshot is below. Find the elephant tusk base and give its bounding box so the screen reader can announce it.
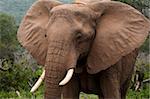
[59,69,74,86]
[30,70,45,93]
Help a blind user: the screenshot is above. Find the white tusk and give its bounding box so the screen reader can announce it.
[59,69,74,86]
[30,70,45,93]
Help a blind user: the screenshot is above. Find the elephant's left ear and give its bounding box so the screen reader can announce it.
[87,1,150,74]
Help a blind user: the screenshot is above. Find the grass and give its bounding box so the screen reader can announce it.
[0,84,149,99]
[127,83,150,99]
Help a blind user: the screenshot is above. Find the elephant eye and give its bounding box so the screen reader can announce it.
[76,32,87,44]
[45,34,47,37]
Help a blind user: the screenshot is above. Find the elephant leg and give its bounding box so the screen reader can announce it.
[120,50,138,99]
[99,49,138,99]
[120,77,131,99]
[98,91,104,99]
[99,78,121,99]
[62,74,80,99]
[120,66,134,99]
[99,67,121,99]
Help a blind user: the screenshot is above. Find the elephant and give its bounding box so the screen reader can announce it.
[17,0,150,98]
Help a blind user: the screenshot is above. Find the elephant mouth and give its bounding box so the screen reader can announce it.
[77,53,88,66]
[75,54,88,71]
[59,53,88,85]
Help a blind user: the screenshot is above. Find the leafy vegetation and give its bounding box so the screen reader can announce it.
[0,86,149,99]
[0,13,18,59]
[140,36,149,54]
[0,13,43,98]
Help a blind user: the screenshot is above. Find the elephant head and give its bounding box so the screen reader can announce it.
[17,0,150,98]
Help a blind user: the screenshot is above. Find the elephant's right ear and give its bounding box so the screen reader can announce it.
[17,0,62,65]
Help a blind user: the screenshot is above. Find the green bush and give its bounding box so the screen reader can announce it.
[136,60,150,79]
[0,13,18,59]
[0,12,44,98]
[0,13,17,44]
[127,85,150,99]
[140,36,149,54]
[0,58,43,91]
[0,62,30,91]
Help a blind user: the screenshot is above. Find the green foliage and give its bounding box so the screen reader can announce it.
[0,62,31,91]
[0,12,43,99]
[81,86,150,99]
[127,84,150,99]
[80,93,98,99]
[0,59,43,97]
[136,60,150,80]
[0,13,17,45]
[0,86,44,99]
[0,86,149,99]
[0,13,18,59]
[140,36,149,54]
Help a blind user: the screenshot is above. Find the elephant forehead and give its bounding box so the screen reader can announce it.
[51,4,93,17]
[51,4,84,11]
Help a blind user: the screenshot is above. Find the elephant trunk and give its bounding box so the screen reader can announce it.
[44,40,77,98]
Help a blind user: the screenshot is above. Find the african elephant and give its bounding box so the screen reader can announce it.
[17,0,150,99]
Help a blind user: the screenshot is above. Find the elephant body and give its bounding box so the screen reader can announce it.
[17,0,150,99]
[61,49,138,99]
